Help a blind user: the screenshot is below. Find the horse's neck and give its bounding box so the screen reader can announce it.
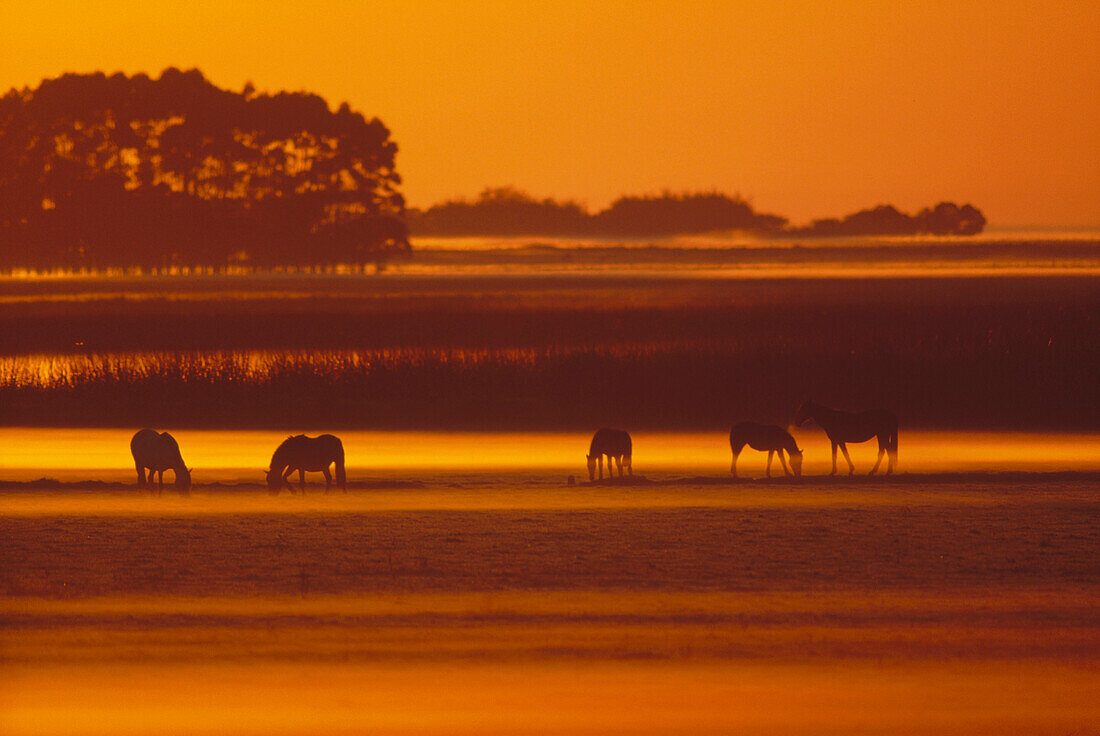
[270,447,287,471]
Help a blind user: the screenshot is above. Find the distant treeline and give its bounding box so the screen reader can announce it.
[408,187,788,237]
[789,202,986,238]
[0,69,409,271]
[408,187,986,238]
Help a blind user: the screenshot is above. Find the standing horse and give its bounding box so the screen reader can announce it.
[266,434,346,494]
[729,422,803,478]
[130,429,192,494]
[794,400,898,475]
[587,428,633,481]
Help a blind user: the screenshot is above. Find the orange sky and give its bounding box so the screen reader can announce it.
[1,1,1097,227]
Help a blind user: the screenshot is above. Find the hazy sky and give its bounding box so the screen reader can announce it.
[2,1,1097,227]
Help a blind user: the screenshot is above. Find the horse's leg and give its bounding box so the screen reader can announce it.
[283,467,296,494]
[831,443,838,475]
[839,444,855,476]
[135,462,146,490]
[766,450,774,478]
[887,432,898,474]
[598,455,604,480]
[871,439,885,475]
[322,467,333,493]
[298,469,306,494]
[731,448,741,476]
[778,450,792,476]
[615,455,623,477]
[156,469,164,495]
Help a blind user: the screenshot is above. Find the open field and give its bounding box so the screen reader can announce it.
[2,468,1097,735]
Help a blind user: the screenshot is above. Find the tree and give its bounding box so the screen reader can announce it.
[0,68,409,271]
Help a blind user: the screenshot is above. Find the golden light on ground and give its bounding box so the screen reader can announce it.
[1,1,1097,226]
[0,428,1097,475]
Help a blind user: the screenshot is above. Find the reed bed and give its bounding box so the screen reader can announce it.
[0,273,1095,430]
[0,333,1094,430]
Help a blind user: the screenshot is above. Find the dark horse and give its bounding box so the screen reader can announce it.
[266,434,347,494]
[729,422,803,478]
[130,429,191,494]
[587,428,633,481]
[794,400,898,475]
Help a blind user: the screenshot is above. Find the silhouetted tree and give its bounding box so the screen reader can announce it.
[0,69,408,271]
[408,187,590,236]
[789,202,986,238]
[407,189,787,237]
[593,191,787,235]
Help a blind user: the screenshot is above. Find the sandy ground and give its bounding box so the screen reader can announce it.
[1,471,1097,734]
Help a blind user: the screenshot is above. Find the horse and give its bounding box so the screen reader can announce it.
[130,429,192,494]
[266,434,346,494]
[729,422,803,478]
[587,428,633,481]
[794,400,898,475]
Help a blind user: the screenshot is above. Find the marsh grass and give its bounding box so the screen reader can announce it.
[0,273,1095,430]
[0,328,1094,430]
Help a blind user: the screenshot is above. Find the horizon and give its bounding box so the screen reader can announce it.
[2,1,1097,228]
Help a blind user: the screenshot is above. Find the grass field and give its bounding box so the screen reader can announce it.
[2,472,1097,735]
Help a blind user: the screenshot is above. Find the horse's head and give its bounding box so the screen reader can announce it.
[586,454,596,481]
[789,449,803,477]
[265,469,283,495]
[175,467,192,494]
[793,400,814,427]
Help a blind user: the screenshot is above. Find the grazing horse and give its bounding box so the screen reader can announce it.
[130,429,191,494]
[266,434,346,494]
[587,428,633,481]
[729,422,803,478]
[794,400,898,475]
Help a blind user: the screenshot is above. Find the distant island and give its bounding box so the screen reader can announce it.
[408,187,986,239]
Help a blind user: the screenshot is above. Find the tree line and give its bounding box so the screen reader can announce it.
[0,68,986,273]
[0,69,409,271]
[408,188,986,238]
[407,187,788,237]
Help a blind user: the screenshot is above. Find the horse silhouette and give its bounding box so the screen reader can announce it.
[266,434,346,494]
[130,429,191,494]
[794,400,898,475]
[587,428,633,481]
[729,422,802,478]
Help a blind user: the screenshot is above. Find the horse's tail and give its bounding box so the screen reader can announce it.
[334,440,347,489]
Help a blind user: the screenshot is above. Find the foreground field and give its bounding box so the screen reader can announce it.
[2,470,1097,734]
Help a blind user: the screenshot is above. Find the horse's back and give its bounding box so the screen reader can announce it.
[590,428,631,456]
[318,434,345,454]
[731,422,793,451]
[279,433,344,470]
